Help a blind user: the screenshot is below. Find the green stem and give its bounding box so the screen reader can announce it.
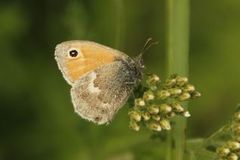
[113,0,124,49]
[166,0,190,160]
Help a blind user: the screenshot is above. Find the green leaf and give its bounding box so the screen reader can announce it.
[186,139,217,160]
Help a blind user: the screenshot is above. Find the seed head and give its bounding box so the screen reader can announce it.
[128,73,200,133]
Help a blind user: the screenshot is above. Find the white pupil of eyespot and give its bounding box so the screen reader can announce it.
[69,50,78,57]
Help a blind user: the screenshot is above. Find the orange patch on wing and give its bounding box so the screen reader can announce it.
[81,44,116,62]
[66,43,116,82]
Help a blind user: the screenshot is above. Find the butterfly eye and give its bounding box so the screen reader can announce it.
[69,49,79,58]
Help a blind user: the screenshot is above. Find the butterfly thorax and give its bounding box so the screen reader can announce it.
[115,56,144,87]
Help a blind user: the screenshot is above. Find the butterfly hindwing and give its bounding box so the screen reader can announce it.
[71,60,138,124]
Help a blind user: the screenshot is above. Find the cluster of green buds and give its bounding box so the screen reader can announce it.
[216,111,240,160]
[128,74,201,132]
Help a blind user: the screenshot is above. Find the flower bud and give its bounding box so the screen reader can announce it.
[176,76,188,86]
[184,84,195,93]
[226,141,240,150]
[159,104,172,114]
[179,92,191,101]
[160,119,171,130]
[182,111,191,117]
[148,105,159,114]
[227,153,238,160]
[172,103,184,113]
[235,136,240,142]
[167,112,176,118]
[135,98,145,107]
[129,111,141,122]
[146,74,160,86]
[168,88,182,96]
[216,146,230,157]
[147,122,162,131]
[234,112,240,122]
[143,90,155,101]
[150,86,158,91]
[156,90,170,100]
[152,115,161,121]
[165,78,177,87]
[233,124,240,135]
[129,121,140,131]
[142,112,151,121]
[191,91,201,98]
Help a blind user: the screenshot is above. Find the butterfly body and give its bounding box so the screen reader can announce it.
[55,41,143,124]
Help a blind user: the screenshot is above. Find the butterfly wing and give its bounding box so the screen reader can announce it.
[71,59,140,125]
[55,41,129,85]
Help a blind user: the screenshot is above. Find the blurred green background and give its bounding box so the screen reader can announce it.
[1,0,240,160]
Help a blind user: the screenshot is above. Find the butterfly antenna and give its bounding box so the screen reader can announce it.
[139,37,159,56]
[135,38,158,68]
[140,37,158,54]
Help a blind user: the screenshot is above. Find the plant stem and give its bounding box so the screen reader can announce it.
[113,0,124,49]
[166,0,190,160]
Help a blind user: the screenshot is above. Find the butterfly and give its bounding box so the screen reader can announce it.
[54,39,155,124]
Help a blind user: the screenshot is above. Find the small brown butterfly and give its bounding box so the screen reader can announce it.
[55,40,155,124]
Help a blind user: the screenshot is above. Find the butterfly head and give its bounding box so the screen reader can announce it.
[133,38,158,79]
